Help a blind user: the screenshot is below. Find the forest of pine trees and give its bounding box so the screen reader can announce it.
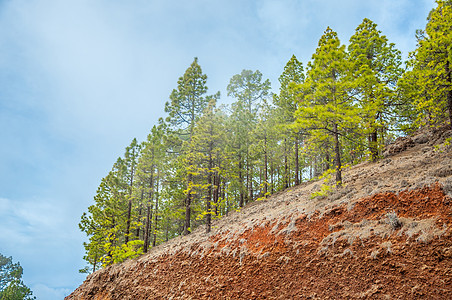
[79,1,452,273]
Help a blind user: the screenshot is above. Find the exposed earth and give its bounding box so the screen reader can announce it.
[67,126,452,299]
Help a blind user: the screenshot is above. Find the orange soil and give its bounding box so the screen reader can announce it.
[67,183,452,299]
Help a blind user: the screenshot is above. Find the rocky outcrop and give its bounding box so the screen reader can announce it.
[67,128,452,299]
[383,124,451,158]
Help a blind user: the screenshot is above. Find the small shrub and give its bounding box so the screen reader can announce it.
[434,137,451,153]
[310,183,332,199]
[386,211,402,230]
[108,240,144,265]
[310,169,335,199]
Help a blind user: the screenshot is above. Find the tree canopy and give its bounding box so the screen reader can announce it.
[0,254,35,300]
[78,1,450,274]
[400,0,452,128]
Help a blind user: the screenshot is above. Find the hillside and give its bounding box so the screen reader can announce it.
[67,126,452,299]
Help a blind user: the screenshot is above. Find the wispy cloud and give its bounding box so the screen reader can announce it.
[0,197,85,291]
[31,283,72,300]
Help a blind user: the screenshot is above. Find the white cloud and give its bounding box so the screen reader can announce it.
[0,196,66,252]
[31,283,72,300]
[0,196,85,292]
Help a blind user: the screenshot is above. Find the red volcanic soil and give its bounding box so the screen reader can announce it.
[67,127,452,299]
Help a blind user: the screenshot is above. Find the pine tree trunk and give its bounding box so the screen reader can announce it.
[214,174,219,216]
[294,136,299,185]
[152,173,160,247]
[125,157,136,244]
[284,138,288,189]
[136,206,142,239]
[106,219,116,263]
[165,223,169,242]
[221,181,227,216]
[183,194,191,235]
[184,124,195,236]
[152,209,157,247]
[249,165,253,202]
[144,174,154,252]
[239,155,244,207]
[125,199,132,244]
[288,163,291,188]
[246,160,251,204]
[325,152,330,173]
[446,61,452,128]
[334,123,342,186]
[259,167,262,197]
[449,87,452,128]
[310,158,313,180]
[369,130,378,162]
[264,135,268,196]
[143,204,151,253]
[93,255,98,273]
[270,161,274,194]
[206,148,213,233]
[135,190,144,239]
[183,173,192,235]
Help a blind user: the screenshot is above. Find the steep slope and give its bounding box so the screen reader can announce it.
[67,127,452,299]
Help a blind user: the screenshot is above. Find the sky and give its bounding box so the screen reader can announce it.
[0,0,435,299]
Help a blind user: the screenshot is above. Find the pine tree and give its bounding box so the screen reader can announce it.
[0,254,35,300]
[348,18,403,160]
[227,70,271,205]
[123,138,141,244]
[79,142,147,270]
[79,166,129,269]
[400,0,452,128]
[295,27,360,186]
[188,99,226,233]
[136,124,167,252]
[252,99,280,196]
[165,57,219,235]
[165,58,209,137]
[274,55,305,185]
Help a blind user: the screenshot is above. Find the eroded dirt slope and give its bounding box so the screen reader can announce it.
[67,127,452,299]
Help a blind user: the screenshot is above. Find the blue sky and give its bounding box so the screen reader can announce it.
[0,0,434,299]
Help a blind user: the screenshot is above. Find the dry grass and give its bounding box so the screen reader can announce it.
[398,217,447,243]
[319,215,447,257]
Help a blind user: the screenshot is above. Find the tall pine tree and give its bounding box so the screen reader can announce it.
[227,70,271,205]
[165,57,219,235]
[274,55,305,185]
[296,27,359,186]
[400,0,452,128]
[348,18,403,160]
